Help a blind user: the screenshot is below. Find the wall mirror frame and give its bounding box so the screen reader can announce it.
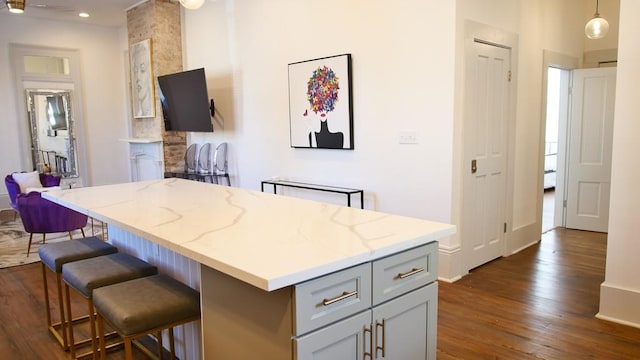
[26,89,78,178]
[10,44,88,185]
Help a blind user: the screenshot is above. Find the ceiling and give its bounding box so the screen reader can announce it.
[0,0,148,27]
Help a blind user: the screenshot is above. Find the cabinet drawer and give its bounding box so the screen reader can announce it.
[293,263,372,336]
[372,241,438,306]
[294,310,371,360]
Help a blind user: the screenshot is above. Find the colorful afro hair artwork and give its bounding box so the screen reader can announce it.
[307,66,340,114]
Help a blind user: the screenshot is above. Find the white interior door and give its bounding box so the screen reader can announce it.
[565,67,616,232]
[463,41,510,270]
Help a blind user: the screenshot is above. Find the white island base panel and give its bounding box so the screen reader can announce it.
[108,225,203,359]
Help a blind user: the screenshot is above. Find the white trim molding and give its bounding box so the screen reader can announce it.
[597,282,640,329]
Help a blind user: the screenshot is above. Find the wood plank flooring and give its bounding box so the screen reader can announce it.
[0,261,153,359]
[438,228,640,359]
[0,228,639,358]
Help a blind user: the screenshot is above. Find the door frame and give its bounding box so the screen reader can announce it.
[538,50,579,233]
[460,21,518,275]
[9,44,89,186]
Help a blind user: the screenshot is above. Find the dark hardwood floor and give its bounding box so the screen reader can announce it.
[1,228,639,359]
[0,261,152,359]
[438,228,640,359]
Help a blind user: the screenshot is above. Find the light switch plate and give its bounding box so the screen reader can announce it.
[399,131,418,144]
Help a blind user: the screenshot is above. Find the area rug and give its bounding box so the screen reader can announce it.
[0,209,104,269]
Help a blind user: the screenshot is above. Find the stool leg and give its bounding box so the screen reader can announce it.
[81,227,86,238]
[97,314,106,360]
[42,263,52,330]
[125,337,133,360]
[157,331,163,360]
[65,283,76,359]
[56,273,68,350]
[169,328,176,360]
[89,298,98,360]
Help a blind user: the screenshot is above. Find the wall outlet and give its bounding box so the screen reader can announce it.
[398,131,418,144]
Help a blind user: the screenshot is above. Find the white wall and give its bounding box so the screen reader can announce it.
[183,0,456,223]
[598,0,640,328]
[0,14,130,207]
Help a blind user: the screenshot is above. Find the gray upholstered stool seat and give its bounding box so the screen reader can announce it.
[94,274,201,360]
[62,253,158,359]
[37,236,118,350]
[39,236,117,274]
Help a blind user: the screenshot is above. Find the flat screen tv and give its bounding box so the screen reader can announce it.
[158,68,213,132]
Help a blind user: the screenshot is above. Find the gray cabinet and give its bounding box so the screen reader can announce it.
[200,242,438,360]
[294,242,438,360]
[371,284,437,360]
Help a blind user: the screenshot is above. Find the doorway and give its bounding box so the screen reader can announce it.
[540,58,616,235]
[542,66,568,233]
[539,51,578,237]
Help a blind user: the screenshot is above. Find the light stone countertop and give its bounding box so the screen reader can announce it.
[43,178,455,291]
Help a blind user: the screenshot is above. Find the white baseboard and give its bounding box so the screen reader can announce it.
[597,282,640,329]
[438,245,465,282]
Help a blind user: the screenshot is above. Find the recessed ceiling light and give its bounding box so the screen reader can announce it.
[79,12,90,18]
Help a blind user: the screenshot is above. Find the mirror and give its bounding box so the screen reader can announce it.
[26,89,78,178]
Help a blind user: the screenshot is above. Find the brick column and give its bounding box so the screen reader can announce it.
[127,0,186,173]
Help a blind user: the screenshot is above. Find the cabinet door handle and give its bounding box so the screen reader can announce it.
[397,267,424,279]
[363,324,373,359]
[322,290,358,306]
[375,319,386,357]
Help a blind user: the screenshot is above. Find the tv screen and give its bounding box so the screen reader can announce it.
[158,68,213,132]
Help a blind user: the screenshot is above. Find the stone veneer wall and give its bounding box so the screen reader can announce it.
[127,0,186,173]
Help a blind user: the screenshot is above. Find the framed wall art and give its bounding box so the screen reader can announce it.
[130,38,155,118]
[288,54,353,149]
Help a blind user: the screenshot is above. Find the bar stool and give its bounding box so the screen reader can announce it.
[63,253,158,359]
[93,274,201,360]
[38,236,118,350]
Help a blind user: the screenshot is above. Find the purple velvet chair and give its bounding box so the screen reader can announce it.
[5,173,88,256]
[5,173,62,218]
[17,192,88,256]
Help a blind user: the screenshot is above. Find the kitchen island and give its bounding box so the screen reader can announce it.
[44,178,455,359]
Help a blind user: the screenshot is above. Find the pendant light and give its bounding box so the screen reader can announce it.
[585,0,609,39]
[6,0,25,14]
[179,0,205,10]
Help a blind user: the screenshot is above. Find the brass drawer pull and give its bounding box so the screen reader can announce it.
[375,319,386,357]
[363,324,373,359]
[322,290,358,306]
[397,267,424,279]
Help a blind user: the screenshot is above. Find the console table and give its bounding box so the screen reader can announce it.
[261,180,364,209]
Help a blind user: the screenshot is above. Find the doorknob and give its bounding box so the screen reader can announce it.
[471,159,477,174]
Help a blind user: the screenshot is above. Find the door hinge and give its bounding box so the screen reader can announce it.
[508,70,512,82]
[504,222,507,233]
[563,199,567,208]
